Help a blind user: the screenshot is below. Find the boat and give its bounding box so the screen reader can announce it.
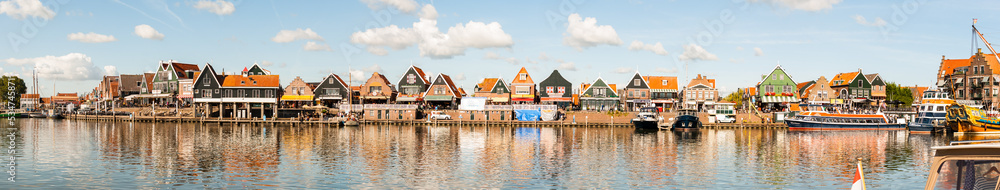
[44,110,63,119]
[908,89,953,134]
[631,107,661,129]
[945,103,1000,134]
[922,140,1000,189]
[783,111,906,131]
[28,112,45,118]
[0,112,18,118]
[671,109,701,131]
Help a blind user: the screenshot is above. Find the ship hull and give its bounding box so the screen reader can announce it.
[784,119,906,131]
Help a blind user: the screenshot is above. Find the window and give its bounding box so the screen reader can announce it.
[595,88,607,97]
[203,78,210,86]
[634,79,641,86]
[765,85,774,93]
[326,89,340,96]
[241,81,245,85]
[558,86,566,93]
[435,87,446,95]
[519,73,526,80]
[237,90,245,97]
[662,80,669,85]
[779,74,784,80]
[252,81,257,85]
[783,86,793,93]
[515,86,529,94]
[546,86,554,94]
[370,86,382,95]
[641,91,646,97]
[215,89,219,94]
[328,79,334,84]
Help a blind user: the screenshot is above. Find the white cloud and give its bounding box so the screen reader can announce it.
[853,15,886,27]
[753,47,763,56]
[367,46,389,55]
[678,43,718,62]
[0,0,55,20]
[260,60,275,66]
[557,60,577,71]
[303,41,332,51]
[614,67,634,74]
[3,53,107,80]
[729,58,744,64]
[453,73,466,81]
[67,32,117,43]
[350,5,514,59]
[655,67,678,73]
[483,52,519,65]
[418,4,436,20]
[103,65,118,76]
[563,13,622,50]
[361,0,418,13]
[272,28,324,43]
[134,24,165,40]
[628,40,669,56]
[193,0,235,15]
[751,0,841,11]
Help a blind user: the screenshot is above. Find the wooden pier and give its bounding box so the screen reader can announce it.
[67,114,789,128]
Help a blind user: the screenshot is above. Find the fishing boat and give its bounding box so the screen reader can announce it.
[945,103,1000,134]
[671,109,701,131]
[44,109,63,119]
[922,140,1000,189]
[0,112,18,118]
[783,111,906,131]
[908,90,952,134]
[28,112,45,118]
[631,107,661,129]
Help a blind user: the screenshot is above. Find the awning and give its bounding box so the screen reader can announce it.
[363,96,389,99]
[424,95,455,101]
[651,100,676,104]
[395,96,422,102]
[489,97,509,102]
[124,94,138,100]
[134,93,172,99]
[956,78,963,83]
[761,96,800,103]
[281,95,314,101]
[177,94,193,99]
[936,79,945,86]
[651,89,677,93]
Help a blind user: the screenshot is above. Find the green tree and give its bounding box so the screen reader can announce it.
[886,82,913,108]
[0,76,27,109]
[723,89,745,109]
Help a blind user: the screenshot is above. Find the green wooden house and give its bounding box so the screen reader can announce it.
[756,65,799,104]
[829,69,871,100]
[580,77,620,111]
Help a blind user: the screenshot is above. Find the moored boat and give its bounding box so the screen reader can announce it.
[783,111,906,131]
[922,140,1000,189]
[908,90,952,134]
[44,110,63,119]
[631,107,661,129]
[671,109,701,131]
[0,112,19,118]
[945,103,1000,134]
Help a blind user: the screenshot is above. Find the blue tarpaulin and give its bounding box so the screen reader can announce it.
[515,109,541,121]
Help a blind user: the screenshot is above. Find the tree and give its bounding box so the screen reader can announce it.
[723,89,745,109]
[886,82,913,108]
[0,76,27,109]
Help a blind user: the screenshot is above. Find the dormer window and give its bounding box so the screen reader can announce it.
[634,79,640,86]
[253,81,257,85]
[519,73,526,80]
[241,81,245,85]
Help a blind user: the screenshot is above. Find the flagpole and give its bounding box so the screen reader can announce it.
[858,158,866,190]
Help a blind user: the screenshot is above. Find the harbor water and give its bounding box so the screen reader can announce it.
[1,118,978,188]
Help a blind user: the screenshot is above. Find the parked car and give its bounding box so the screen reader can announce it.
[429,111,451,120]
[715,114,736,123]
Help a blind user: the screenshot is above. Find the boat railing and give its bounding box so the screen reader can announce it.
[949,139,1000,146]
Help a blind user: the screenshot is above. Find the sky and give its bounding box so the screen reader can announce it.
[1,0,999,97]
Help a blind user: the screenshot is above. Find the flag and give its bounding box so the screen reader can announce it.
[851,160,866,190]
[974,18,979,25]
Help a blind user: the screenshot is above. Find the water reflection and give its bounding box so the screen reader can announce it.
[0,119,964,188]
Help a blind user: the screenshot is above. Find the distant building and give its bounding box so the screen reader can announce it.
[830,69,871,107]
[474,78,511,104]
[19,94,39,110]
[395,65,431,104]
[509,67,537,104]
[622,72,651,111]
[313,73,351,107]
[682,74,718,111]
[579,77,619,111]
[643,76,679,111]
[193,63,281,119]
[281,76,316,108]
[937,49,1000,109]
[756,65,798,111]
[423,73,462,108]
[360,72,396,104]
[797,76,834,104]
[538,70,573,109]
[865,73,887,106]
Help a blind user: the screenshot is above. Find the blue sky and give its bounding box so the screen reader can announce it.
[1,0,999,97]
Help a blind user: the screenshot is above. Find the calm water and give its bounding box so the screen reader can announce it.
[0,118,977,189]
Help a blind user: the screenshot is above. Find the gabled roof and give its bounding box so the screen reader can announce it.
[757,64,795,86]
[797,81,815,98]
[221,75,281,88]
[643,76,678,90]
[397,65,431,85]
[510,67,534,84]
[423,73,462,97]
[686,74,715,89]
[625,72,649,89]
[581,77,619,97]
[458,88,467,96]
[142,73,155,90]
[170,62,201,79]
[864,74,879,82]
[829,71,861,87]
[321,73,348,89]
[119,74,144,92]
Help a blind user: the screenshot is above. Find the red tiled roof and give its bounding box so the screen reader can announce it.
[477,78,499,92]
[829,71,859,87]
[939,58,970,78]
[686,74,714,88]
[20,94,39,98]
[221,75,281,87]
[643,76,678,90]
[511,67,534,84]
[412,66,430,84]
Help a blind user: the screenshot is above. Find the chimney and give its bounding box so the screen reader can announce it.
[979,48,983,54]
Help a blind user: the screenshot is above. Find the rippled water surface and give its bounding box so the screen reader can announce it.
[0,119,970,188]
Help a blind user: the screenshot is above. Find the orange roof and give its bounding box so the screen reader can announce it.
[643,76,678,90]
[744,87,756,95]
[350,86,361,91]
[796,82,811,91]
[686,74,714,88]
[477,78,499,92]
[829,71,859,87]
[978,53,1000,75]
[458,88,467,96]
[143,73,155,90]
[939,58,970,78]
[510,67,534,84]
[221,75,281,87]
[608,84,617,90]
[20,94,39,98]
[412,66,430,84]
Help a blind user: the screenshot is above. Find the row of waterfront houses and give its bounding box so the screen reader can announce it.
[67,59,908,119]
